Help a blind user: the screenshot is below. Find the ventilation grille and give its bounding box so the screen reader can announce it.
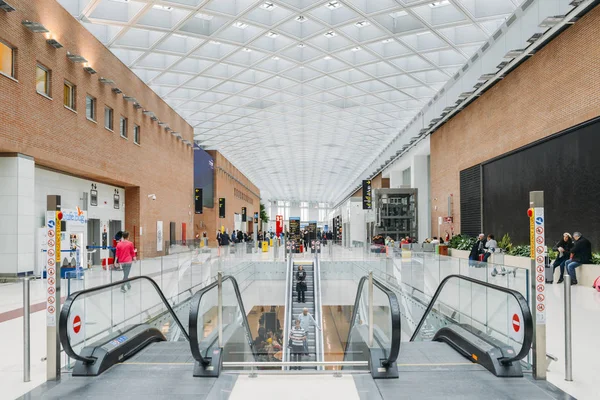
[460,164,482,237]
[493,29,503,41]
[506,14,517,27]
[522,0,534,11]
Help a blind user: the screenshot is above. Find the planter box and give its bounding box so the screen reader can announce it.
[448,249,470,259]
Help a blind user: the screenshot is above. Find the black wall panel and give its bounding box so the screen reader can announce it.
[460,165,482,237]
[482,118,600,249]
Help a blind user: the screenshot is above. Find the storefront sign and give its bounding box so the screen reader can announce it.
[362,180,372,210]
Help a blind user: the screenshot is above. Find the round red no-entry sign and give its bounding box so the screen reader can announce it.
[73,315,81,334]
[512,313,521,333]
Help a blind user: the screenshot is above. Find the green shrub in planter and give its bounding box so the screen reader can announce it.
[508,245,531,257]
[448,234,477,251]
[498,233,513,253]
[592,253,600,265]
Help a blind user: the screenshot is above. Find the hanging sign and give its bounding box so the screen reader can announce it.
[362,180,372,210]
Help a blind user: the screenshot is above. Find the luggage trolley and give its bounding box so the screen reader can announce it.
[490,250,517,278]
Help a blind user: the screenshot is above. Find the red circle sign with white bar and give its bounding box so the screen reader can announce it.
[73,315,82,334]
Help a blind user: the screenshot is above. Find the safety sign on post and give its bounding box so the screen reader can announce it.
[46,211,57,326]
[533,208,546,325]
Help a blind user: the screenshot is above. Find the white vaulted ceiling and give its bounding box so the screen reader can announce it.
[59,0,529,202]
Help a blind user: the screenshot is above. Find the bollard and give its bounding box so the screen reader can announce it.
[564,274,573,381]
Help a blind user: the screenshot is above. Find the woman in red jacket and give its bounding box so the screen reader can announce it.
[116,231,136,293]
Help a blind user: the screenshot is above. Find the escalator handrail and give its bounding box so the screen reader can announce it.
[410,274,533,364]
[281,254,293,364]
[343,275,402,368]
[188,274,257,366]
[59,276,190,364]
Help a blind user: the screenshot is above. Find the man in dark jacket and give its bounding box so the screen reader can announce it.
[469,234,486,266]
[237,230,244,243]
[564,232,592,285]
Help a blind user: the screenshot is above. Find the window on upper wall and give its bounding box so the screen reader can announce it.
[120,116,127,138]
[104,106,113,130]
[0,40,14,78]
[35,64,50,96]
[64,81,76,110]
[133,124,140,144]
[85,95,96,121]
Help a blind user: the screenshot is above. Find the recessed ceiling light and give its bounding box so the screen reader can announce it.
[351,46,362,52]
[272,56,280,60]
[266,31,279,38]
[194,12,213,20]
[234,21,248,29]
[326,1,342,10]
[323,56,332,60]
[152,5,172,11]
[297,43,306,48]
[355,20,370,28]
[295,15,307,23]
[381,38,393,44]
[389,10,408,18]
[210,40,221,45]
[324,30,337,38]
[429,1,450,7]
[243,47,252,52]
[261,2,276,10]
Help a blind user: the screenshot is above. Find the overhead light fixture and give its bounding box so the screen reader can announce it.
[326,1,341,10]
[389,11,408,18]
[0,1,16,12]
[133,103,142,109]
[266,31,279,38]
[381,38,393,44]
[209,40,221,45]
[194,12,213,20]
[526,32,544,44]
[271,56,280,60]
[569,0,585,6]
[539,15,565,27]
[429,1,450,7]
[99,77,115,85]
[67,52,87,63]
[22,20,49,33]
[123,95,137,103]
[234,21,248,29]
[351,46,362,52]
[143,110,154,116]
[109,0,130,3]
[242,47,252,52]
[261,2,276,10]
[323,56,332,60]
[159,122,169,128]
[504,48,525,58]
[112,87,123,94]
[83,63,97,74]
[295,15,307,23]
[297,43,306,48]
[151,116,159,122]
[152,5,172,11]
[355,20,370,28]
[324,30,337,38]
[46,37,63,48]
[478,73,496,81]
[458,91,473,100]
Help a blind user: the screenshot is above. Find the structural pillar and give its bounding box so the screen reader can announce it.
[411,155,430,241]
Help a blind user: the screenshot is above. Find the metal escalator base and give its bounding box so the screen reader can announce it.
[367,342,573,400]
[19,342,218,400]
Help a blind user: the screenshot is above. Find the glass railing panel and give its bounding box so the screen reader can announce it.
[343,281,370,369]
[194,284,219,360]
[221,278,255,367]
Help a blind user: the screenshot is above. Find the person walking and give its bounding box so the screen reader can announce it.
[116,231,136,293]
[552,233,573,283]
[289,319,306,370]
[296,265,307,303]
[564,232,592,285]
[298,307,321,356]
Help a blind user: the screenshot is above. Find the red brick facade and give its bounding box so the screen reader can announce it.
[430,6,600,235]
[0,0,194,257]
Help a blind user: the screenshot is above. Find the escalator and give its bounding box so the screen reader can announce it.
[188,274,258,376]
[59,276,192,376]
[342,272,533,378]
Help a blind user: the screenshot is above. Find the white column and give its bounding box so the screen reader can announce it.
[389,170,403,188]
[411,155,430,242]
[0,155,35,275]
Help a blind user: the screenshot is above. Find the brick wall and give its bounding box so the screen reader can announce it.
[430,5,600,235]
[0,0,194,258]
[194,151,261,246]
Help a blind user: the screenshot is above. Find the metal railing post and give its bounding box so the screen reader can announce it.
[23,277,31,382]
[368,270,374,348]
[218,271,223,348]
[564,274,573,381]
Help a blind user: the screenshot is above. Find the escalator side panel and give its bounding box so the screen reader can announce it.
[73,324,165,376]
[433,325,523,377]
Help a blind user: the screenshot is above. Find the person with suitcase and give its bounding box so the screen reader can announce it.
[548,233,573,284]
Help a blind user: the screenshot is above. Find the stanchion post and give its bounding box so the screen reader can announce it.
[564,274,573,381]
[368,271,374,348]
[23,277,31,383]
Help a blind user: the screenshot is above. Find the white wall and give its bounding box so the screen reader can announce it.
[349,200,366,245]
[34,167,125,273]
